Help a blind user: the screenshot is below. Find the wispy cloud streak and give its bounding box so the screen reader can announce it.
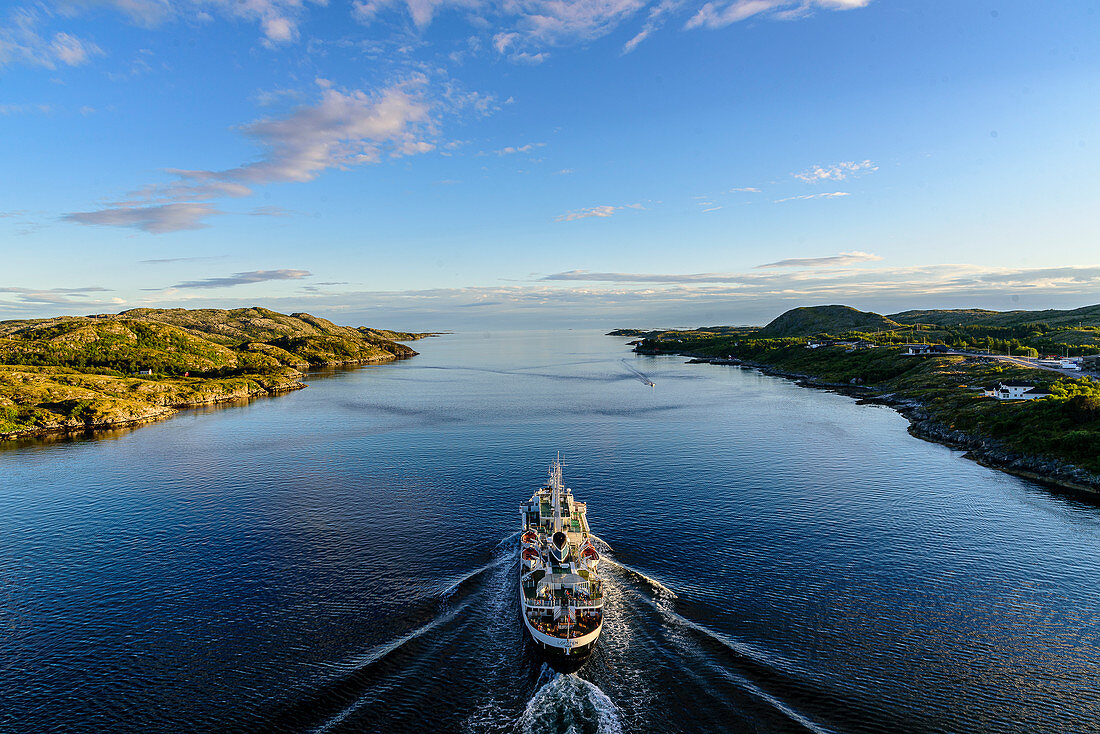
[686,0,872,30]
[556,203,644,221]
[170,269,312,289]
[756,251,882,268]
[773,192,850,203]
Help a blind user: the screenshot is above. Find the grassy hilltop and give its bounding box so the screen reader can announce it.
[0,307,431,439]
[620,303,1100,356]
[758,305,900,337]
[615,304,1100,482]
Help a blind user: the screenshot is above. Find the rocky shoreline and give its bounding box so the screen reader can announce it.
[0,372,305,442]
[666,351,1100,496]
[0,353,417,443]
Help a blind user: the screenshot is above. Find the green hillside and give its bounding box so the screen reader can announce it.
[887,309,1003,327]
[0,307,431,439]
[620,326,1100,478]
[890,304,1100,328]
[0,307,427,375]
[759,305,900,337]
[621,303,1100,357]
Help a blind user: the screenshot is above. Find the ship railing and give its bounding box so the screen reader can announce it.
[524,610,602,638]
[523,597,603,609]
[522,581,603,608]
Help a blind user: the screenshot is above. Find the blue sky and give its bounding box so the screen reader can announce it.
[1,0,1098,329]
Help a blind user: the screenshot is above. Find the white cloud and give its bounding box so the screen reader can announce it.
[499,0,648,57]
[492,142,545,155]
[178,263,1095,328]
[773,191,850,203]
[354,0,482,28]
[127,0,323,43]
[171,269,311,289]
[730,186,759,192]
[0,8,103,69]
[540,263,1100,294]
[544,269,750,282]
[756,250,882,268]
[346,0,872,59]
[556,203,644,221]
[50,31,98,64]
[686,0,872,30]
[64,202,221,233]
[254,87,305,106]
[793,159,878,183]
[1,0,323,63]
[226,82,433,183]
[622,0,683,53]
[14,264,1096,327]
[357,0,651,58]
[84,0,176,28]
[0,284,116,307]
[65,81,436,232]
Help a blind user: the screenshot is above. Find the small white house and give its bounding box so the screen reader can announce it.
[985,381,1052,400]
[135,369,154,376]
[903,344,931,355]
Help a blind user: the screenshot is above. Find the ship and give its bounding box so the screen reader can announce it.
[519,458,604,670]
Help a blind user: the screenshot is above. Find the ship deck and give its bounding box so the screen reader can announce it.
[538,500,586,534]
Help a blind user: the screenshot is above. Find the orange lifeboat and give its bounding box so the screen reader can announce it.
[521,530,539,544]
[522,547,540,561]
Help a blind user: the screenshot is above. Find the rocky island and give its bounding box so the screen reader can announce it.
[616,304,1100,494]
[0,307,432,440]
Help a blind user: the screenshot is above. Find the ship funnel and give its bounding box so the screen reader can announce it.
[549,531,570,563]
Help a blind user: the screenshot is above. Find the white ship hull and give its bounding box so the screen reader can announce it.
[518,458,604,671]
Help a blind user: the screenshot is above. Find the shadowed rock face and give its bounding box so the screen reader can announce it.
[758,305,900,337]
[0,306,430,439]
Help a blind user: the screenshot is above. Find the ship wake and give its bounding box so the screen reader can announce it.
[518,667,623,734]
[620,359,655,387]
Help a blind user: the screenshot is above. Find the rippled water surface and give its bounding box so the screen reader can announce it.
[3,330,1100,733]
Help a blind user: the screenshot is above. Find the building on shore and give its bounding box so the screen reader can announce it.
[985,381,1053,400]
[1078,355,1100,371]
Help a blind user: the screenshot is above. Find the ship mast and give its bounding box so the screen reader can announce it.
[550,455,563,533]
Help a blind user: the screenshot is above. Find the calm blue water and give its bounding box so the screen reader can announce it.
[2,330,1099,733]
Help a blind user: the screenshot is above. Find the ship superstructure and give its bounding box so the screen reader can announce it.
[519,458,603,668]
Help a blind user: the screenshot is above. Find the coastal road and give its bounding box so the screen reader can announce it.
[946,350,1094,378]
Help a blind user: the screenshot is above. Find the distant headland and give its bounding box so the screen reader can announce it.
[614,304,1100,494]
[0,307,435,441]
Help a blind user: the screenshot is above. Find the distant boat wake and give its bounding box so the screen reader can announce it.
[620,360,655,387]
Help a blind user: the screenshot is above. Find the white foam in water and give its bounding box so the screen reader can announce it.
[311,593,478,733]
[439,548,512,600]
[495,531,520,550]
[630,593,835,734]
[310,615,453,734]
[620,359,656,387]
[600,556,678,599]
[519,672,623,734]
